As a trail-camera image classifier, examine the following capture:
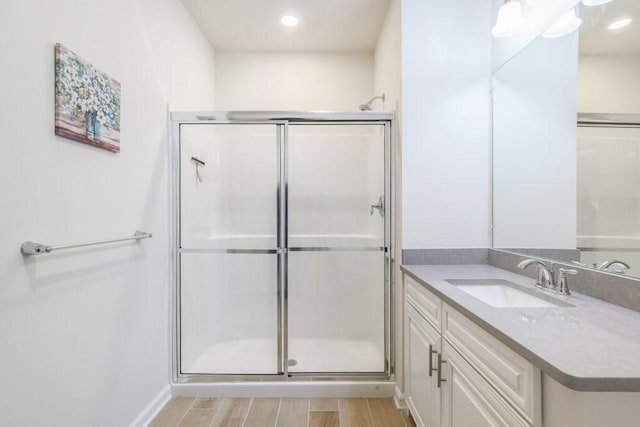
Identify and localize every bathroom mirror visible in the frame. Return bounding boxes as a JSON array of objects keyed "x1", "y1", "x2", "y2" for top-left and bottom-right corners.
[{"x1": 492, "y1": 0, "x2": 640, "y2": 277}]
